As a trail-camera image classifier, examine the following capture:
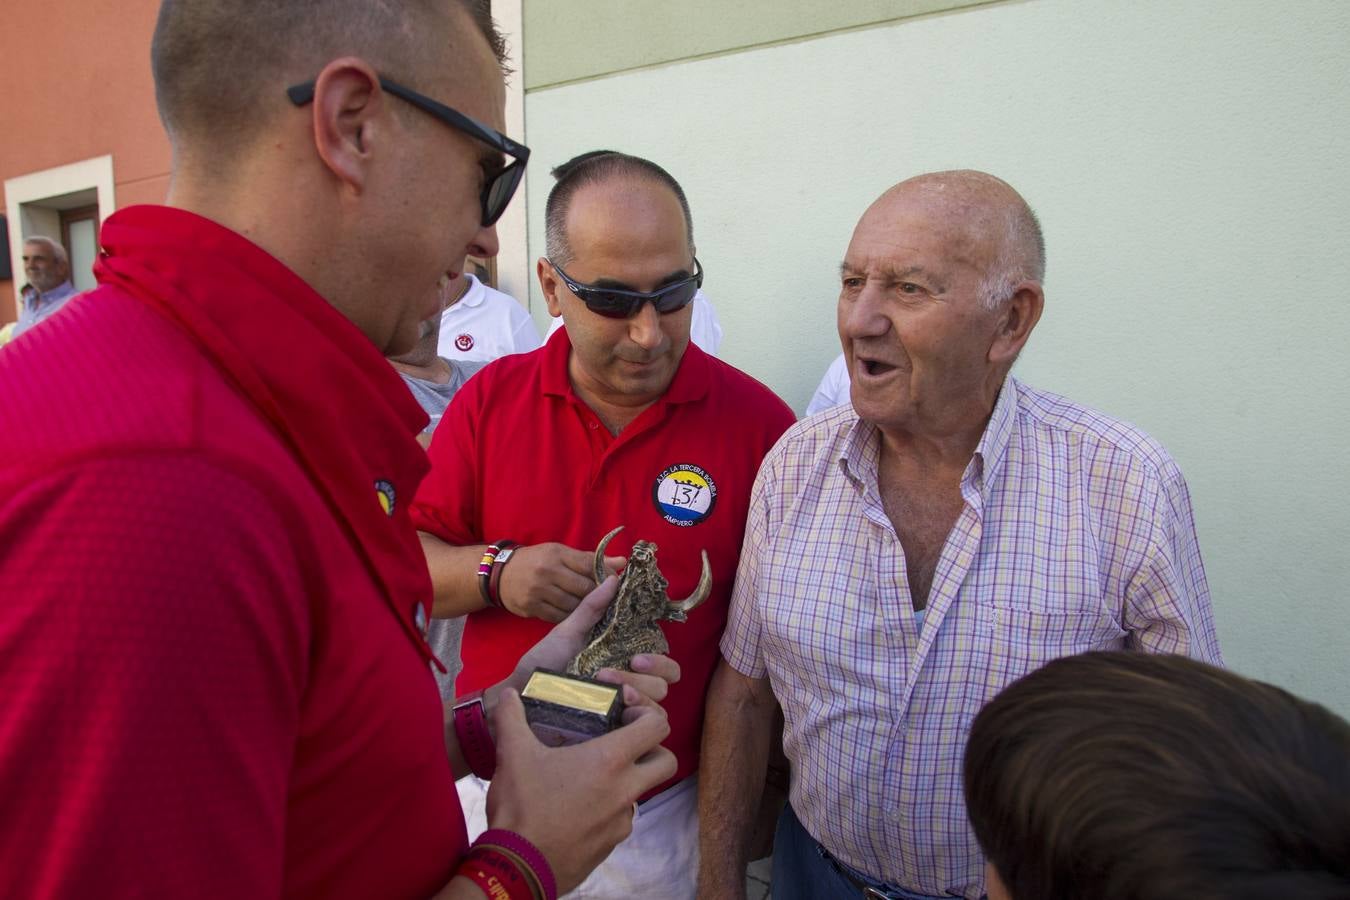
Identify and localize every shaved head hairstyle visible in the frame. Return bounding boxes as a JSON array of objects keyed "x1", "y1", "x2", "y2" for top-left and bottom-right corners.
[
  {"x1": 151, "y1": 0, "x2": 507, "y2": 156},
  {"x1": 544, "y1": 150, "x2": 695, "y2": 266},
  {"x1": 977, "y1": 197, "x2": 1044, "y2": 310},
  {"x1": 884, "y1": 170, "x2": 1045, "y2": 310}
]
